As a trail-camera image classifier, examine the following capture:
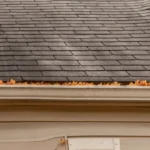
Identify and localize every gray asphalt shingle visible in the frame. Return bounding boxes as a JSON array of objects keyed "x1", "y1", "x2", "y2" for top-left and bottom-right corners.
[{"x1": 0, "y1": 0, "x2": 150, "y2": 82}]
